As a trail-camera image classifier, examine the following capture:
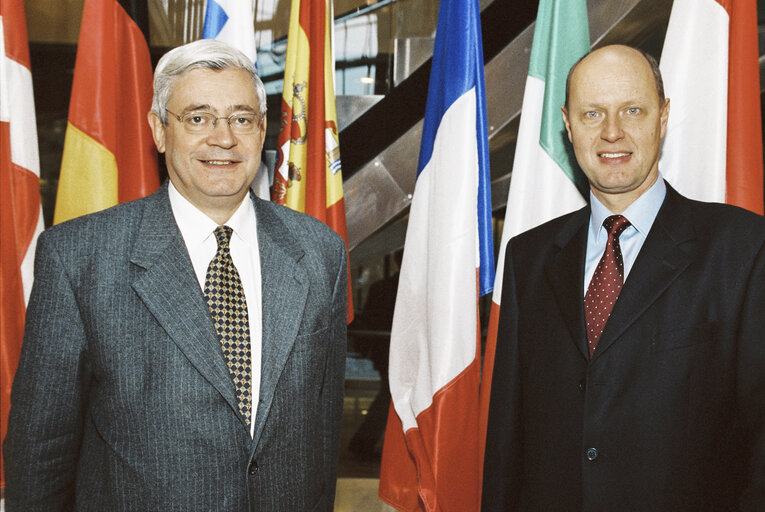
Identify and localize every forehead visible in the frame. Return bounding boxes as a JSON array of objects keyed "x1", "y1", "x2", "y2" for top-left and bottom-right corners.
[
  {"x1": 569, "y1": 48, "x2": 658, "y2": 107},
  {"x1": 167, "y1": 67, "x2": 258, "y2": 111}
]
